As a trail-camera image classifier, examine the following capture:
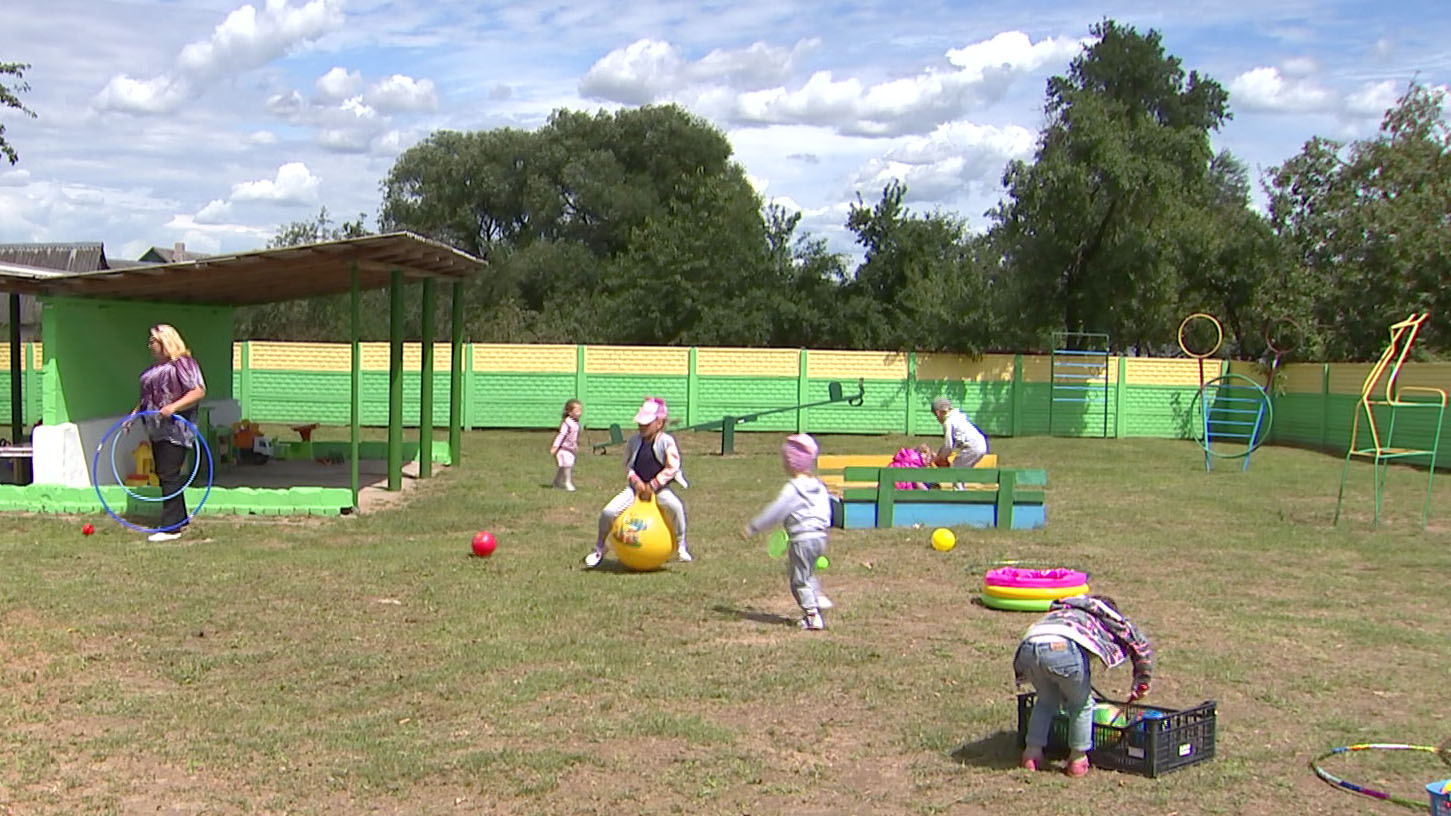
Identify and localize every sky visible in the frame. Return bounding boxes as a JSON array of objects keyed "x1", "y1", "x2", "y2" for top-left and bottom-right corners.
[{"x1": 0, "y1": 0, "x2": 1447, "y2": 262}]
